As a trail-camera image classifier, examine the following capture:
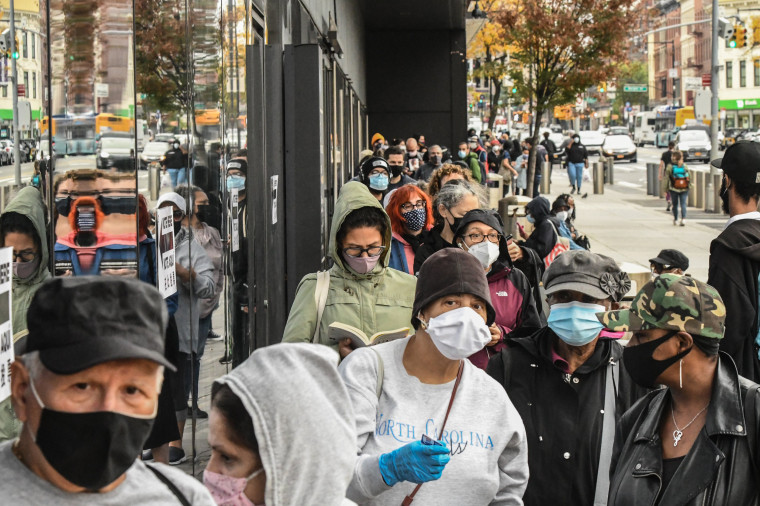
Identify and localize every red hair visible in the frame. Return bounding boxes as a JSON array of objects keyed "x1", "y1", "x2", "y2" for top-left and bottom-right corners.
[
  {"x1": 386, "y1": 184, "x2": 434, "y2": 236},
  {"x1": 68, "y1": 196, "x2": 104, "y2": 232}
]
